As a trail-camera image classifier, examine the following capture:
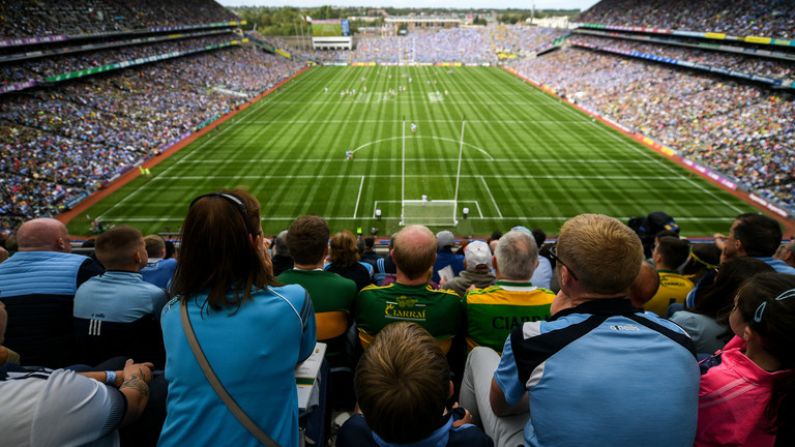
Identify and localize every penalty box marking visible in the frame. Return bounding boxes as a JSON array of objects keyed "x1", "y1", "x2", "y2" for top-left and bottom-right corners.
[{"x1": 373, "y1": 200, "x2": 483, "y2": 218}]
